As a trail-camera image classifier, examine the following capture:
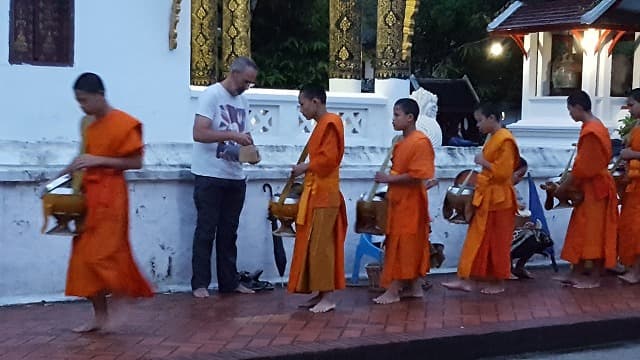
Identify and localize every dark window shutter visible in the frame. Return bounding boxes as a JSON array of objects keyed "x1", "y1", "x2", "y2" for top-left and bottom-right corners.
[
  {"x1": 9, "y1": 0, "x2": 74, "y2": 66},
  {"x1": 9, "y1": 0, "x2": 35, "y2": 64}
]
